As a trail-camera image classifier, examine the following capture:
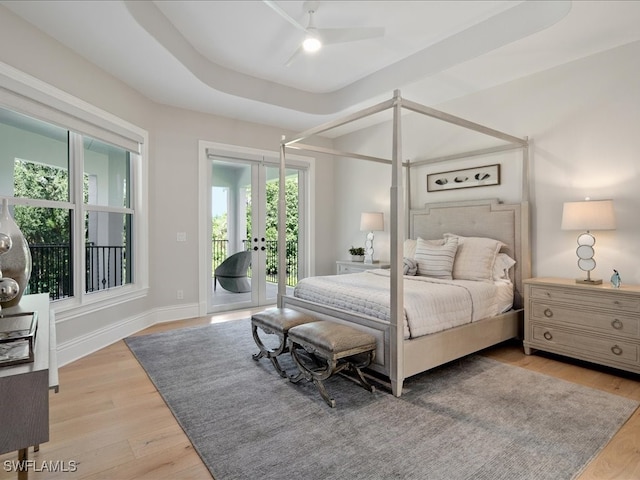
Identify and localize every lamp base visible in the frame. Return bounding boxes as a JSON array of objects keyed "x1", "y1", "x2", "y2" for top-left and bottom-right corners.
[{"x1": 575, "y1": 278, "x2": 602, "y2": 285}]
